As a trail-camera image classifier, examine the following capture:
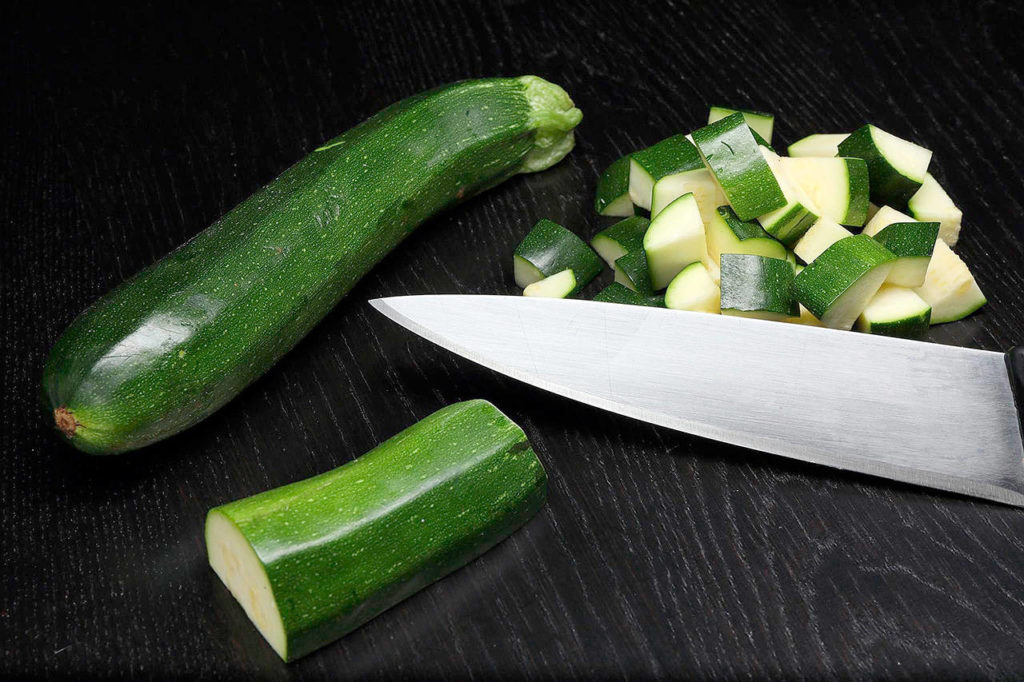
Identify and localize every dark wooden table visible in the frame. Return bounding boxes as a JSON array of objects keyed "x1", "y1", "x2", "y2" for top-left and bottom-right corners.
[{"x1": 4, "y1": 2, "x2": 1024, "y2": 679}]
